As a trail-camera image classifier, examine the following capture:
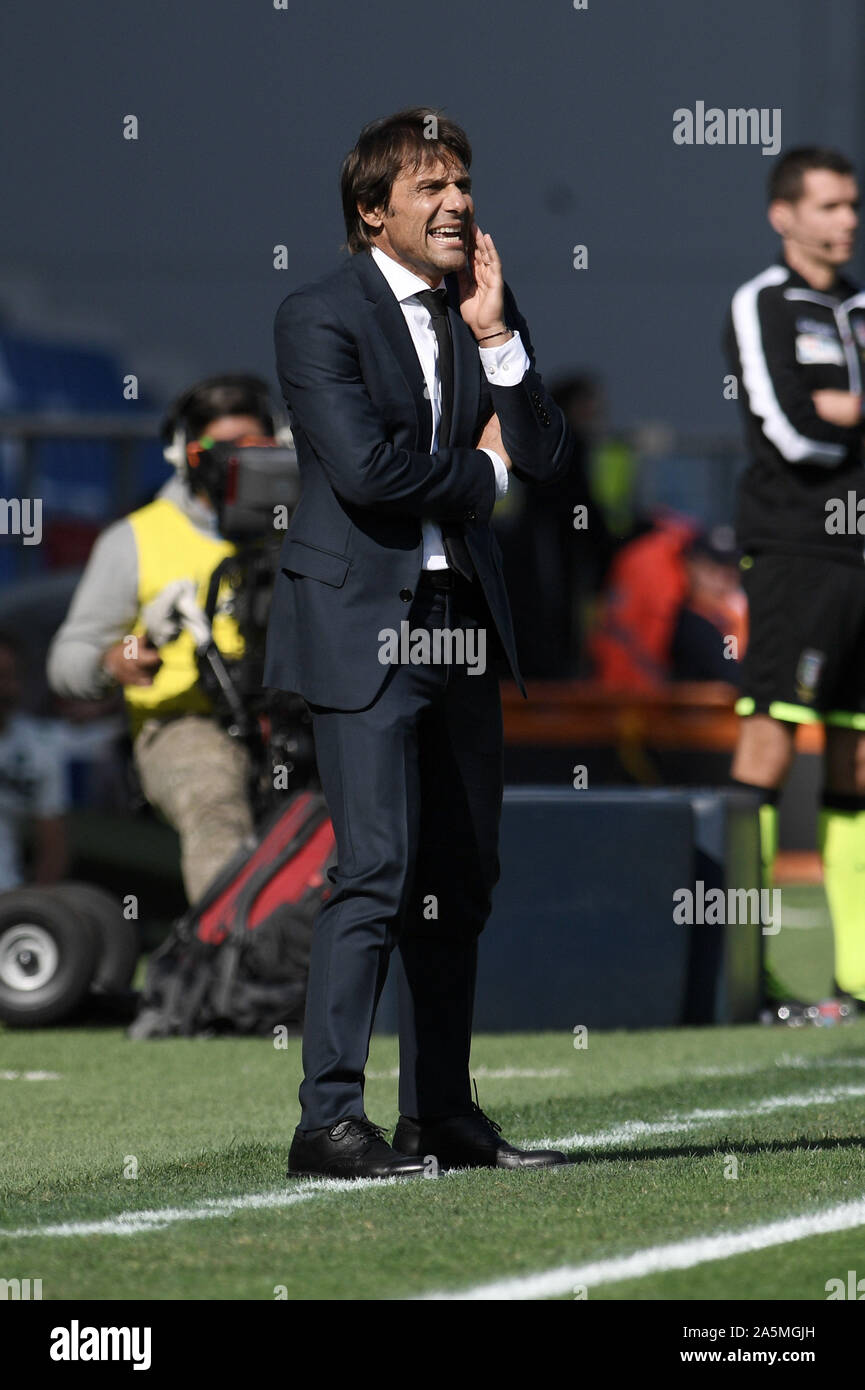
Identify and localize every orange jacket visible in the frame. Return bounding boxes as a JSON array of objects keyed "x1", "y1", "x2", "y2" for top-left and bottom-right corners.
[{"x1": 590, "y1": 518, "x2": 693, "y2": 689}]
